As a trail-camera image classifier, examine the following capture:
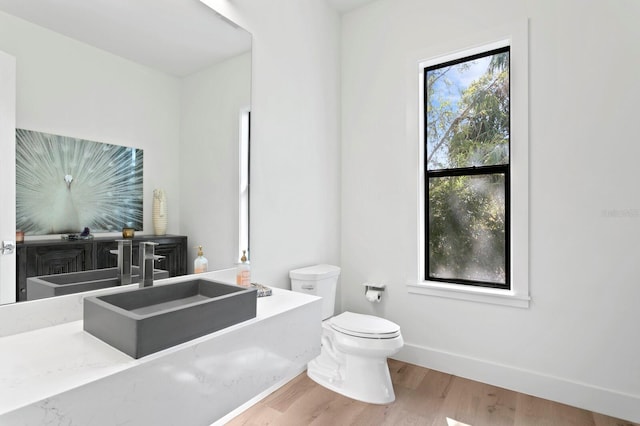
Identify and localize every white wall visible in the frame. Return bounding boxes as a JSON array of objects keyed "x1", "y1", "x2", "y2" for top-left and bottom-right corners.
[
  {"x1": 202, "y1": 0, "x2": 342, "y2": 288},
  {"x1": 0, "y1": 11, "x2": 182, "y2": 236},
  {"x1": 179, "y1": 52, "x2": 251, "y2": 272},
  {"x1": 341, "y1": 0, "x2": 640, "y2": 421}
]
